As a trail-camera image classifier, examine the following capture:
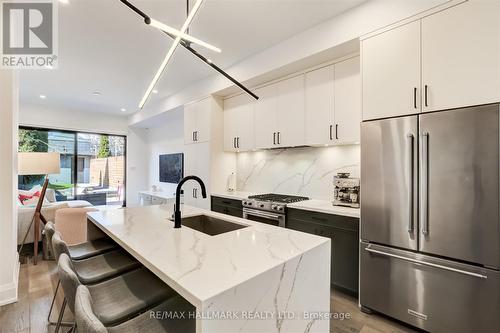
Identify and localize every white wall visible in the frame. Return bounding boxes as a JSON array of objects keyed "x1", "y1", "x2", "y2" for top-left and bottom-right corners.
[
  {"x1": 0, "y1": 70, "x2": 20, "y2": 306},
  {"x1": 236, "y1": 145, "x2": 360, "y2": 201},
  {"x1": 20, "y1": 103, "x2": 128, "y2": 135},
  {"x1": 126, "y1": 127, "x2": 149, "y2": 207},
  {"x1": 145, "y1": 108, "x2": 185, "y2": 196}
]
